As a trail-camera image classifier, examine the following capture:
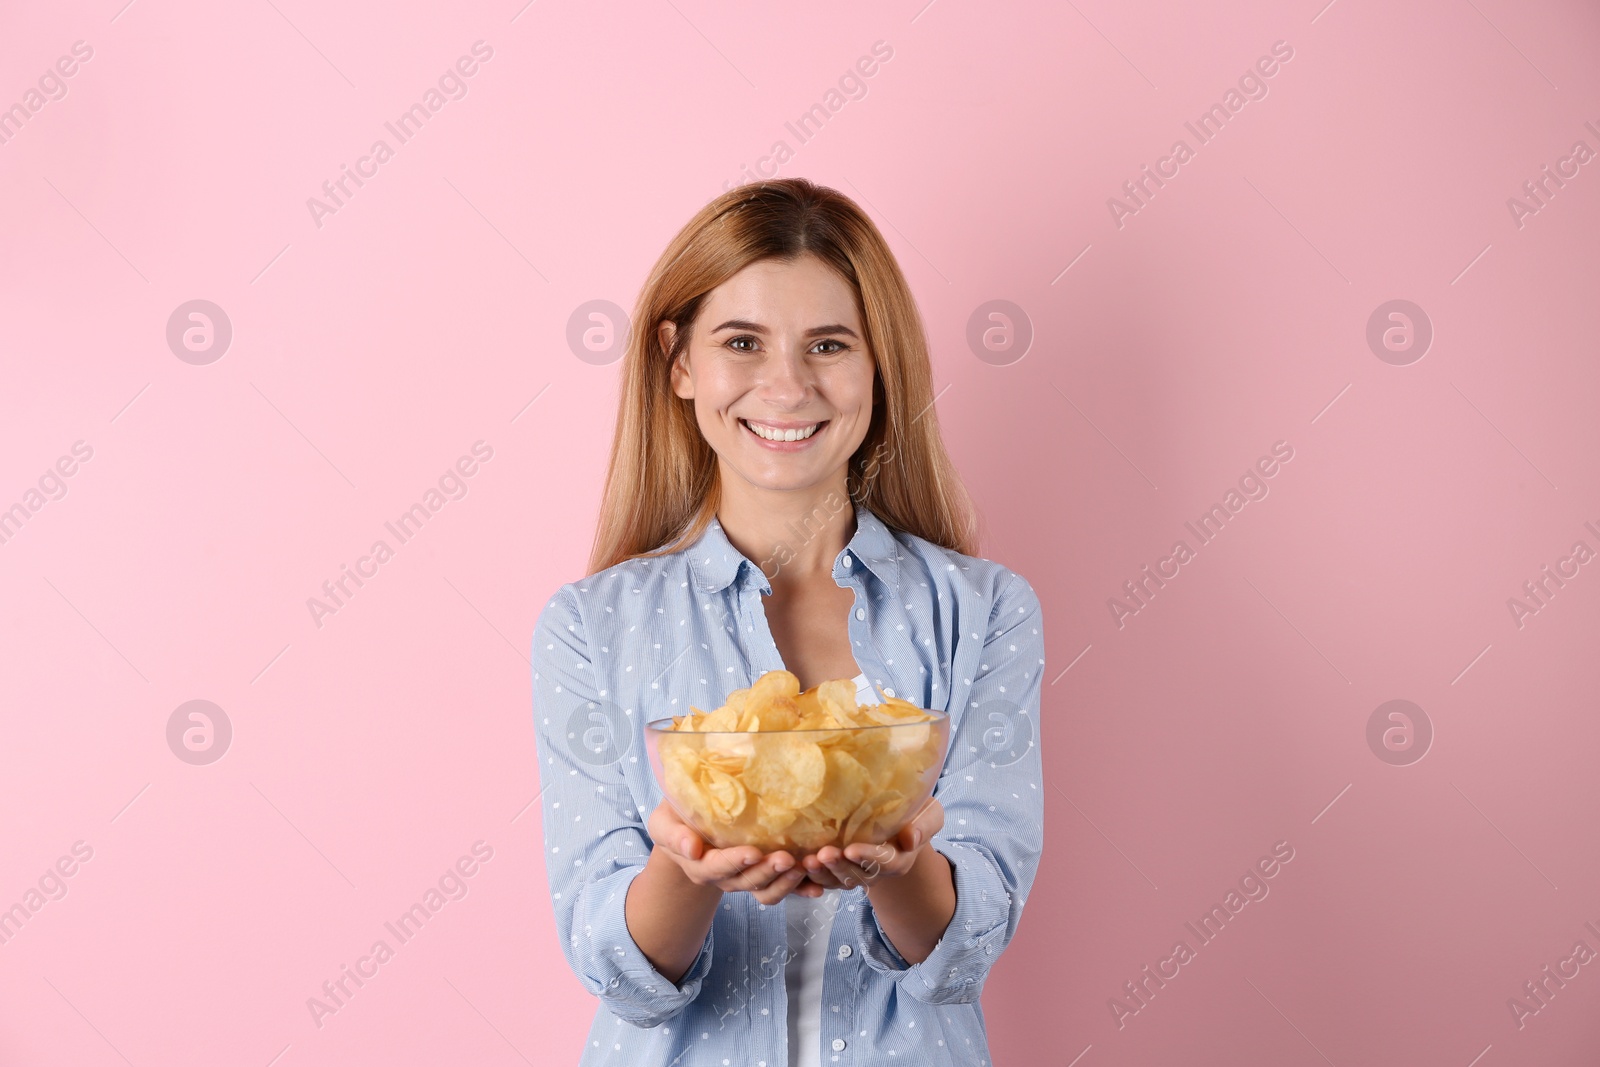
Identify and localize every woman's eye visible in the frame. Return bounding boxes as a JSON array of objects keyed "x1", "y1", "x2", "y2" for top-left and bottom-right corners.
[{"x1": 723, "y1": 336, "x2": 847, "y2": 354}]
